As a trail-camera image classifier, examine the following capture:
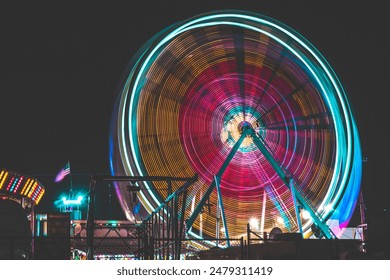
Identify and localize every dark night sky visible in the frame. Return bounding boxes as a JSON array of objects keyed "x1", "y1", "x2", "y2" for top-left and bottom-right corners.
[{"x1": 1, "y1": 1, "x2": 389, "y2": 234}]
